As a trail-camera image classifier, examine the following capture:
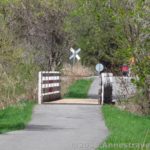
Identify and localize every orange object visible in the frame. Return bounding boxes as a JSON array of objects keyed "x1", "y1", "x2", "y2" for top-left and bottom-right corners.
[{"x1": 130, "y1": 57, "x2": 135, "y2": 65}]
